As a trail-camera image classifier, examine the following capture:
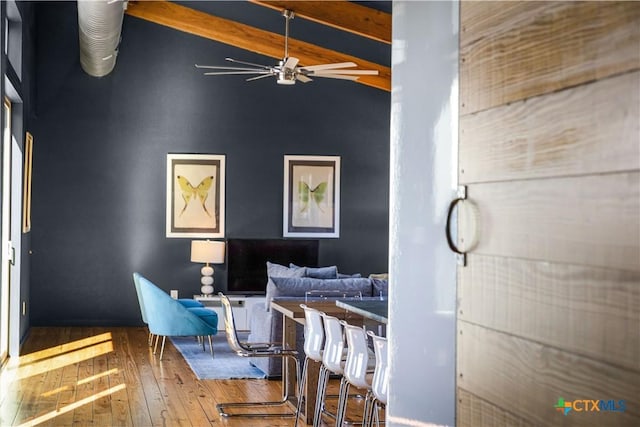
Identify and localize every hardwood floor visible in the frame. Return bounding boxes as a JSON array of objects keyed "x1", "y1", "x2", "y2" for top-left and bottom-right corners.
[{"x1": 0, "y1": 327, "x2": 371, "y2": 427}]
